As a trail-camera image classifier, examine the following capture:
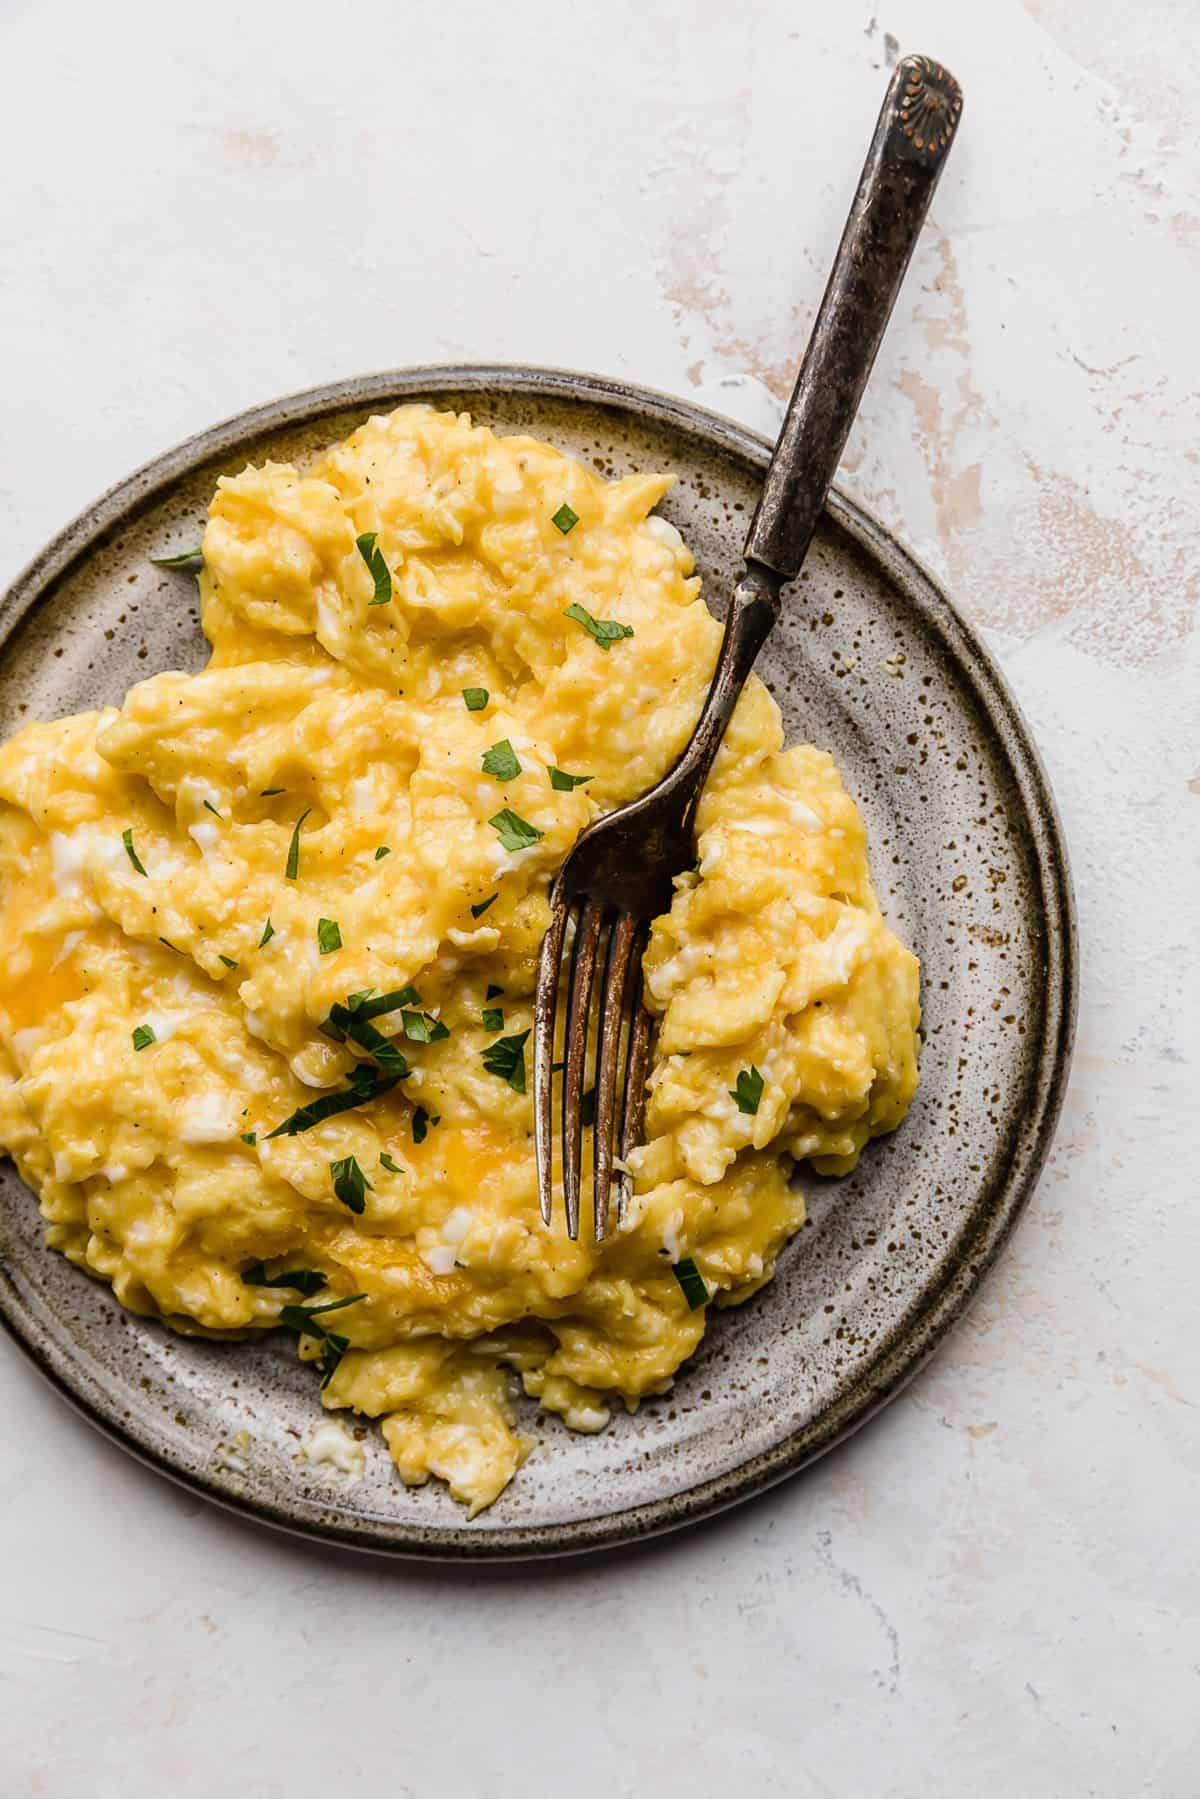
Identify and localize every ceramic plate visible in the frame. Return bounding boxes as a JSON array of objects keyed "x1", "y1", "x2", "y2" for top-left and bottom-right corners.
[{"x1": 0, "y1": 367, "x2": 1076, "y2": 1558}]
